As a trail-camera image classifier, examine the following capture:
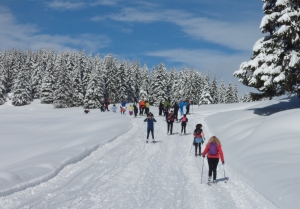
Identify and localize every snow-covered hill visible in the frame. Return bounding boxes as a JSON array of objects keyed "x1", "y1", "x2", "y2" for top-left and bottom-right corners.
[{"x1": 0, "y1": 97, "x2": 299, "y2": 208}]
